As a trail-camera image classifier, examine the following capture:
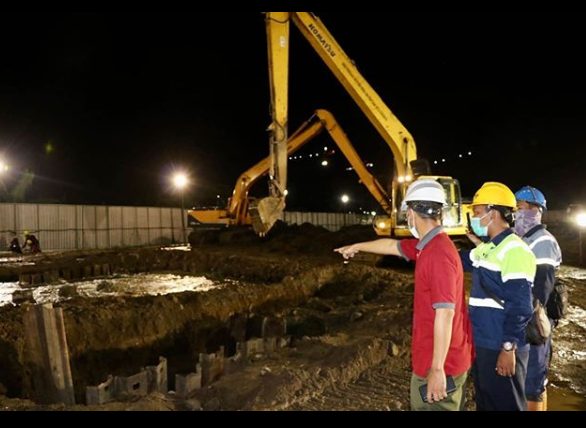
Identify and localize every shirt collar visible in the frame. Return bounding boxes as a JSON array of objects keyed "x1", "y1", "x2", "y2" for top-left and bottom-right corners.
[
  {"x1": 524, "y1": 224, "x2": 546, "y2": 239},
  {"x1": 416, "y1": 226, "x2": 444, "y2": 251},
  {"x1": 489, "y1": 228, "x2": 514, "y2": 246}
]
